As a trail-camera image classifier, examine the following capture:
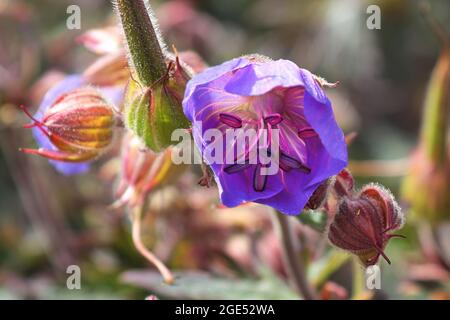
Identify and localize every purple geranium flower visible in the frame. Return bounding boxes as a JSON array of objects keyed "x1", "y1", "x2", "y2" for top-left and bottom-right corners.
[
  {"x1": 183, "y1": 56, "x2": 347, "y2": 215},
  {"x1": 32, "y1": 74, "x2": 123, "y2": 175}
]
